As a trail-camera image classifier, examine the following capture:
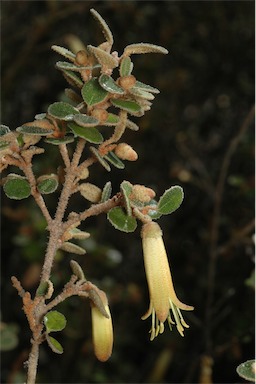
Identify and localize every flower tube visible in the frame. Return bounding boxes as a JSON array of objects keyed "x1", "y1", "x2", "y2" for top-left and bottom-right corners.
[
  {"x1": 91, "y1": 290, "x2": 113, "y2": 361},
  {"x1": 141, "y1": 221, "x2": 194, "y2": 340}
]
